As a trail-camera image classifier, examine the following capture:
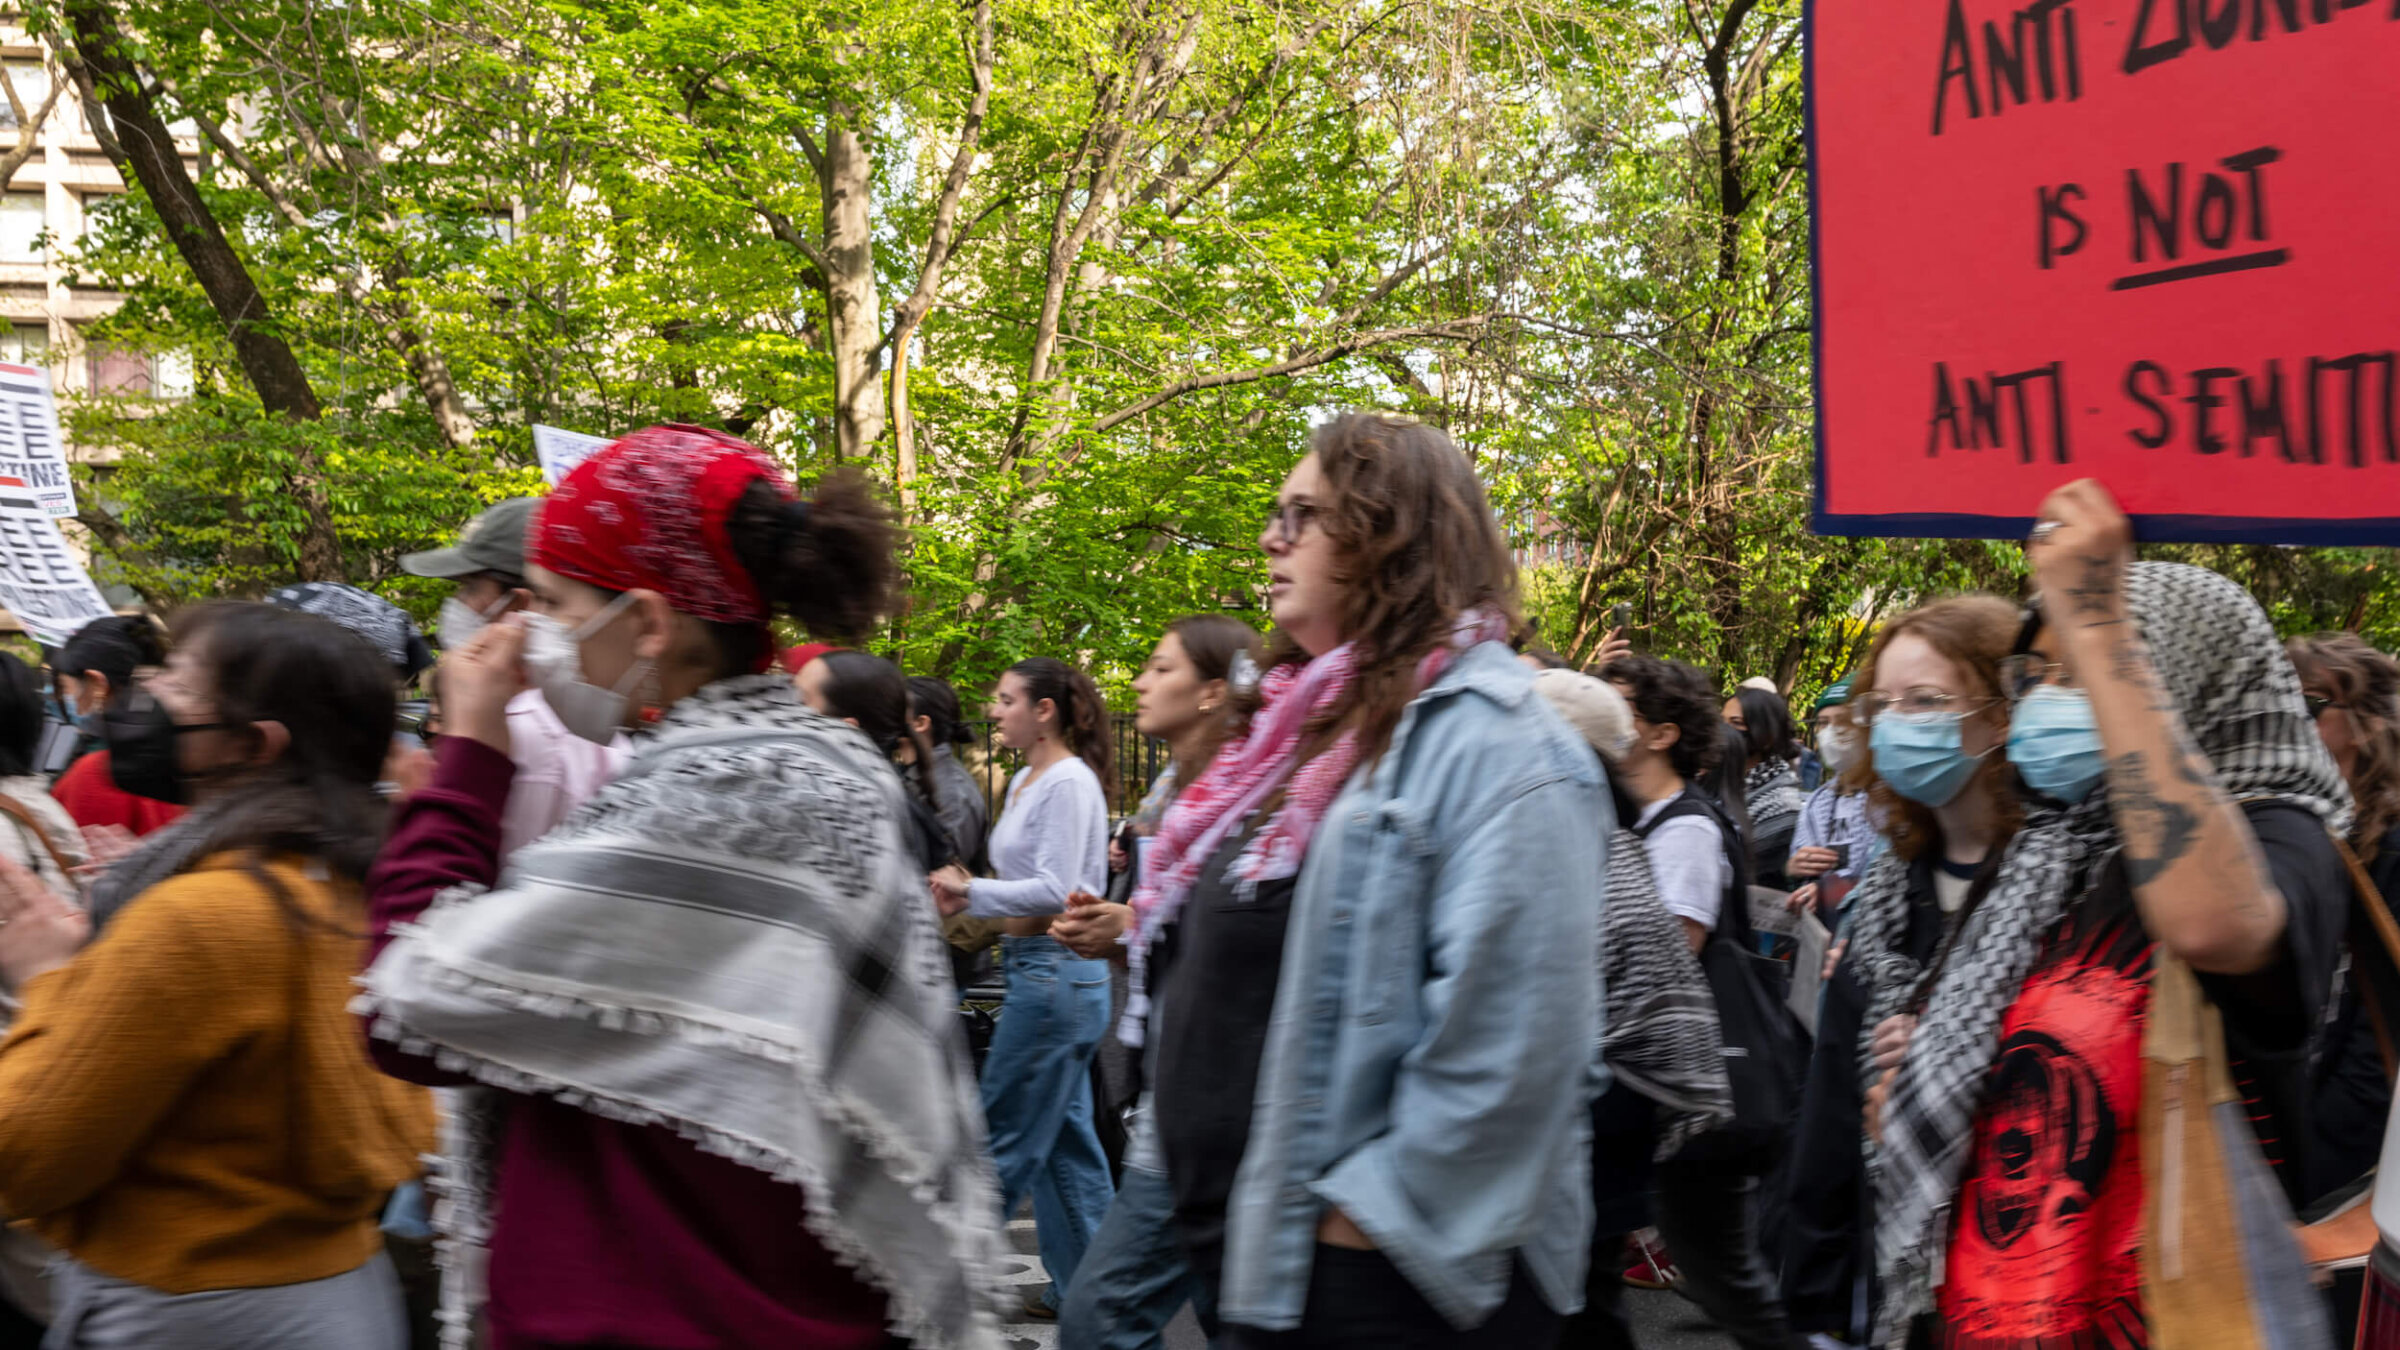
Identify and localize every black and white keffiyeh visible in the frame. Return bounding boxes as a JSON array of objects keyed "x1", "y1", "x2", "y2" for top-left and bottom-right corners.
[
  {"x1": 1600, "y1": 826, "x2": 1734, "y2": 1156},
  {"x1": 1869, "y1": 563, "x2": 2350, "y2": 1342},
  {"x1": 266, "y1": 581, "x2": 436, "y2": 680},
  {"x1": 1745, "y1": 755, "x2": 1804, "y2": 841},
  {"x1": 356, "y1": 675, "x2": 1006, "y2": 1350},
  {"x1": 1836, "y1": 850, "x2": 1922, "y2": 1052}
]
